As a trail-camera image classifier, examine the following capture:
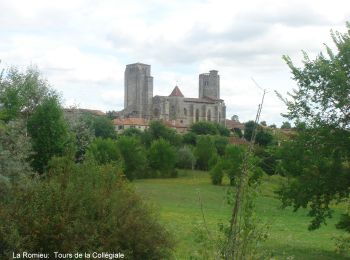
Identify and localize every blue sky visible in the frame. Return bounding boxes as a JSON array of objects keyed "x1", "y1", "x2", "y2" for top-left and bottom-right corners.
[{"x1": 0, "y1": 0, "x2": 349, "y2": 126}]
